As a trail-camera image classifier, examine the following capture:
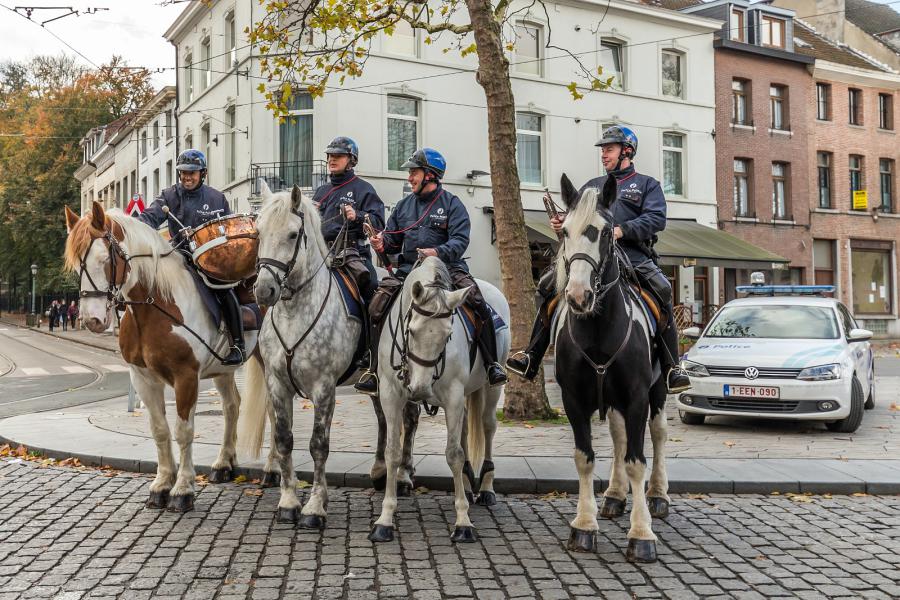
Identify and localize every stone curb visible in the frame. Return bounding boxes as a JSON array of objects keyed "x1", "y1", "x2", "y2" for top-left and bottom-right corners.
[{"x1": 0, "y1": 318, "x2": 119, "y2": 354}]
